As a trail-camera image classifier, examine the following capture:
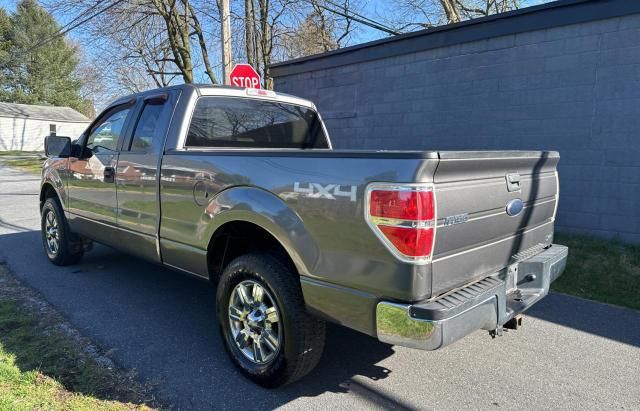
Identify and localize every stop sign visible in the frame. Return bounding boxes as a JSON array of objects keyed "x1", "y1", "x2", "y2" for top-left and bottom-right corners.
[{"x1": 229, "y1": 64, "x2": 261, "y2": 89}]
